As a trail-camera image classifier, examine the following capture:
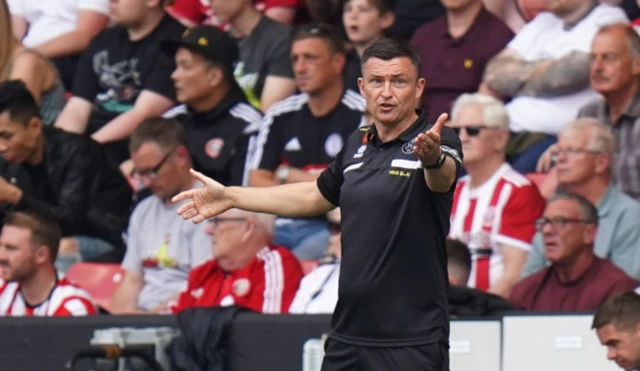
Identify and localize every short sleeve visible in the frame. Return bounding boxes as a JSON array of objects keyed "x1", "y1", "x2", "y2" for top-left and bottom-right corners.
[
  {"x1": 142, "y1": 51, "x2": 179, "y2": 101},
  {"x1": 317, "y1": 146, "x2": 346, "y2": 207},
  {"x1": 6, "y1": 0, "x2": 24, "y2": 15},
  {"x1": 71, "y1": 36, "x2": 102, "y2": 102},
  {"x1": 250, "y1": 114, "x2": 286, "y2": 171},
  {"x1": 506, "y1": 13, "x2": 552, "y2": 56},
  {"x1": 265, "y1": 34, "x2": 294, "y2": 79},
  {"x1": 78, "y1": 0, "x2": 110, "y2": 14},
  {"x1": 495, "y1": 184, "x2": 545, "y2": 251}
]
